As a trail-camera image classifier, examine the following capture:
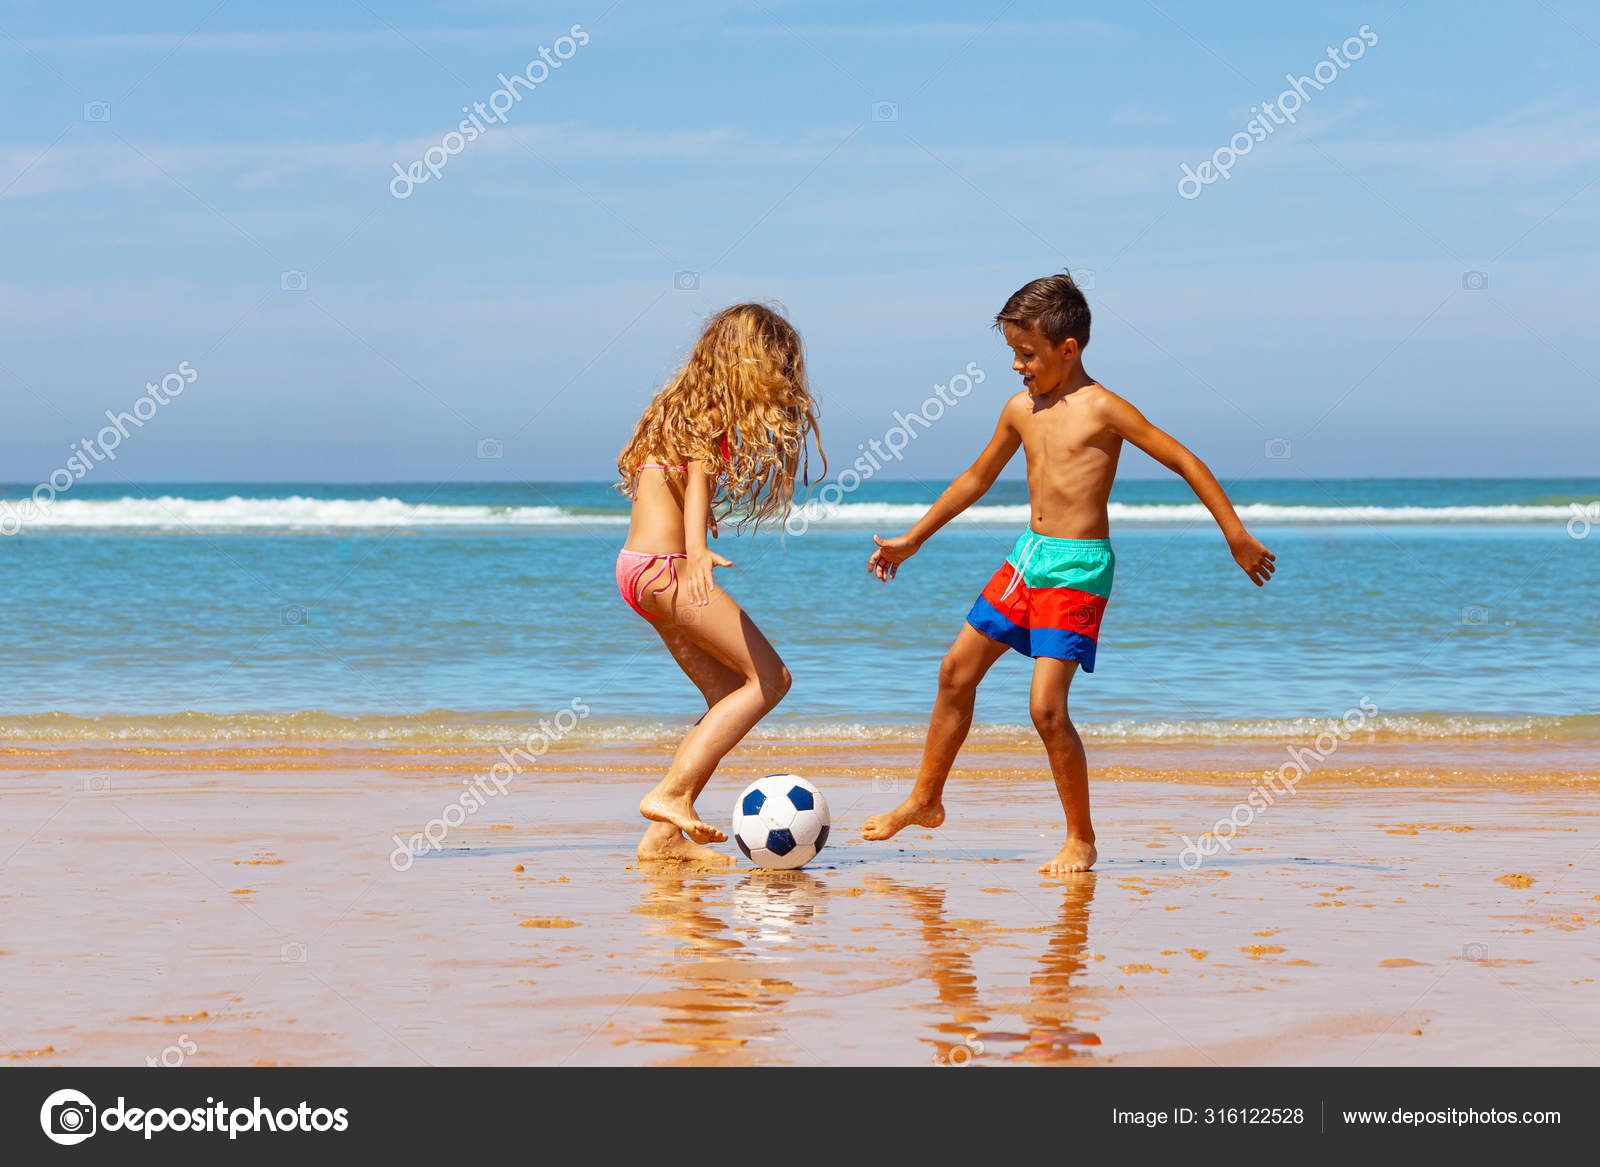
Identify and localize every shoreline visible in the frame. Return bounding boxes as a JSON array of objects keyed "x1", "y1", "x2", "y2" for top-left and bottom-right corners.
[{"x1": 4, "y1": 735, "x2": 1598, "y2": 789}]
